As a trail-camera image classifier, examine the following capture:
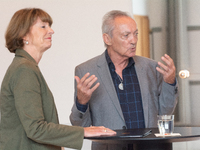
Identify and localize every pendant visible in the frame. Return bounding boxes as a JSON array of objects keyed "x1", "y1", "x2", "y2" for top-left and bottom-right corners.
[{"x1": 119, "y1": 83, "x2": 124, "y2": 90}]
